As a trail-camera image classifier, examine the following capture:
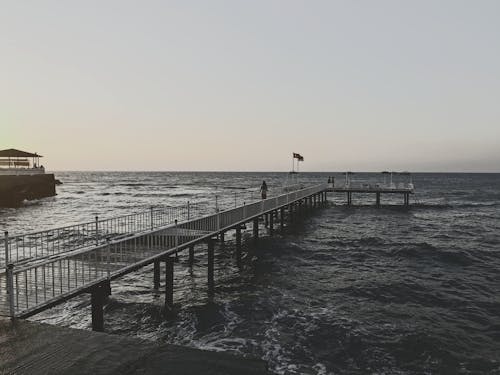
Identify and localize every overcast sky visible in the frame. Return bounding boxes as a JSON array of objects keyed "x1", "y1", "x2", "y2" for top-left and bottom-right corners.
[{"x1": 1, "y1": 1, "x2": 499, "y2": 172}]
